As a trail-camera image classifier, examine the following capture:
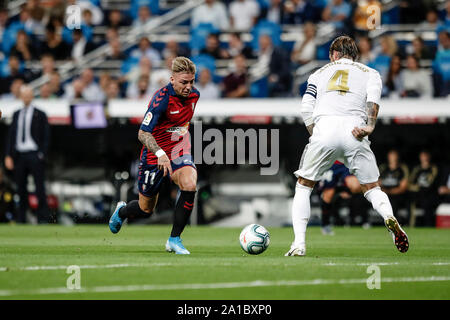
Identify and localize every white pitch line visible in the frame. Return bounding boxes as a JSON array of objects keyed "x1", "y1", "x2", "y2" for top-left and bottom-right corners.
[
  {"x1": 0, "y1": 262, "x2": 241, "y2": 272},
  {"x1": 0, "y1": 276, "x2": 449, "y2": 297},
  {"x1": 1, "y1": 261, "x2": 449, "y2": 272},
  {"x1": 0, "y1": 263, "x2": 170, "y2": 272},
  {"x1": 323, "y1": 262, "x2": 450, "y2": 267}
]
